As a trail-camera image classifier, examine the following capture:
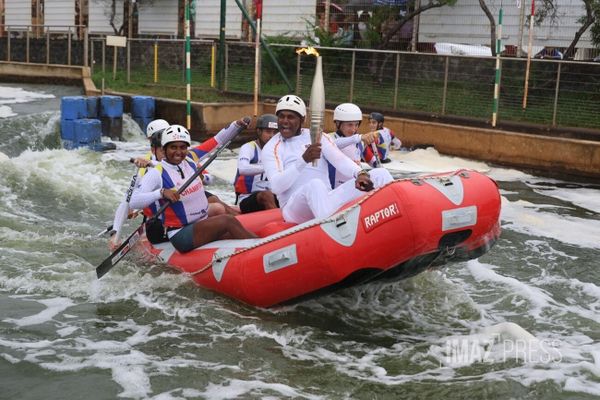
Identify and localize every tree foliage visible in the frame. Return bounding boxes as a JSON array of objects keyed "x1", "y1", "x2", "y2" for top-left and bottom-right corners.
[
  {"x1": 535, "y1": 0, "x2": 599, "y2": 58},
  {"x1": 304, "y1": 0, "x2": 457, "y2": 50},
  {"x1": 375, "y1": 0, "x2": 458, "y2": 49},
  {"x1": 477, "y1": 0, "x2": 600, "y2": 58},
  {"x1": 581, "y1": 0, "x2": 600, "y2": 54},
  {"x1": 102, "y1": 0, "x2": 154, "y2": 36}
]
